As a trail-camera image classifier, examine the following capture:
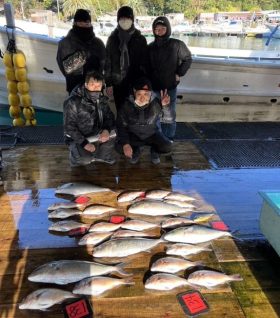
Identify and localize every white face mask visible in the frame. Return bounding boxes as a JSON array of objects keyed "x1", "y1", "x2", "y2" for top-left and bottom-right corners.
[{"x1": 119, "y1": 18, "x2": 133, "y2": 31}]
